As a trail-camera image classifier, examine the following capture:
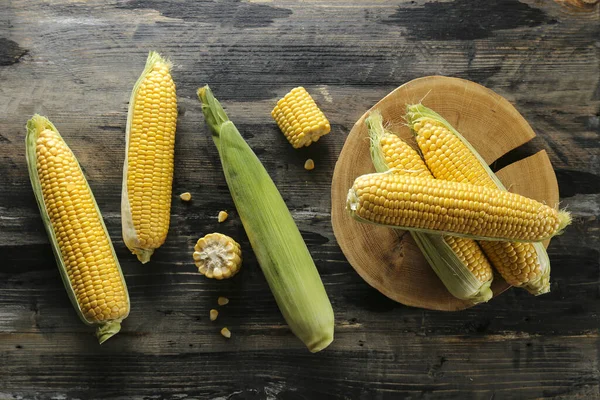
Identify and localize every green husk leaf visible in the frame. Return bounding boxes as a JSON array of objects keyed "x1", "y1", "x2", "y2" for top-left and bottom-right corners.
[
  {"x1": 121, "y1": 51, "x2": 173, "y2": 264},
  {"x1": 25, "y1": 115, "x2": 130, "y2": 343},
  {"x1": 366, "y1": 110, "x2": 492, "y2": 304},
  {"x1": 198, "y1": 86, "x2": 334, "y2": 352},
  {"x1": 405, "y1": 103, "x2": 565, "y2": 295}
]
